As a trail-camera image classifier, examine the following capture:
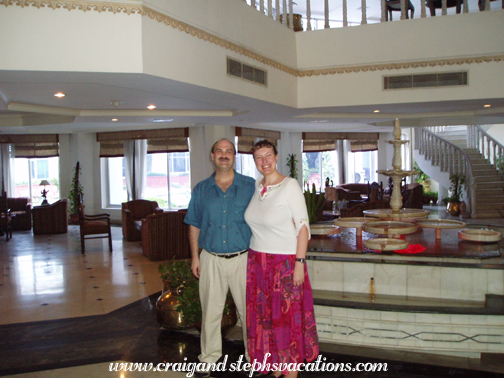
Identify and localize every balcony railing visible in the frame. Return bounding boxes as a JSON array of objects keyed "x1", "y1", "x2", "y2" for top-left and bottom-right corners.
[{"x1": 243, "y1": 0, "x2": 502, "y2": 30}]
